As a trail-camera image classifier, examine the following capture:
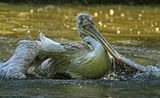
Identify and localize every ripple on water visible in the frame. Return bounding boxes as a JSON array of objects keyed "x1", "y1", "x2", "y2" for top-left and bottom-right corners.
[{"x1": 0, "y1": 78, "x2": 160, "y2": 97}]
